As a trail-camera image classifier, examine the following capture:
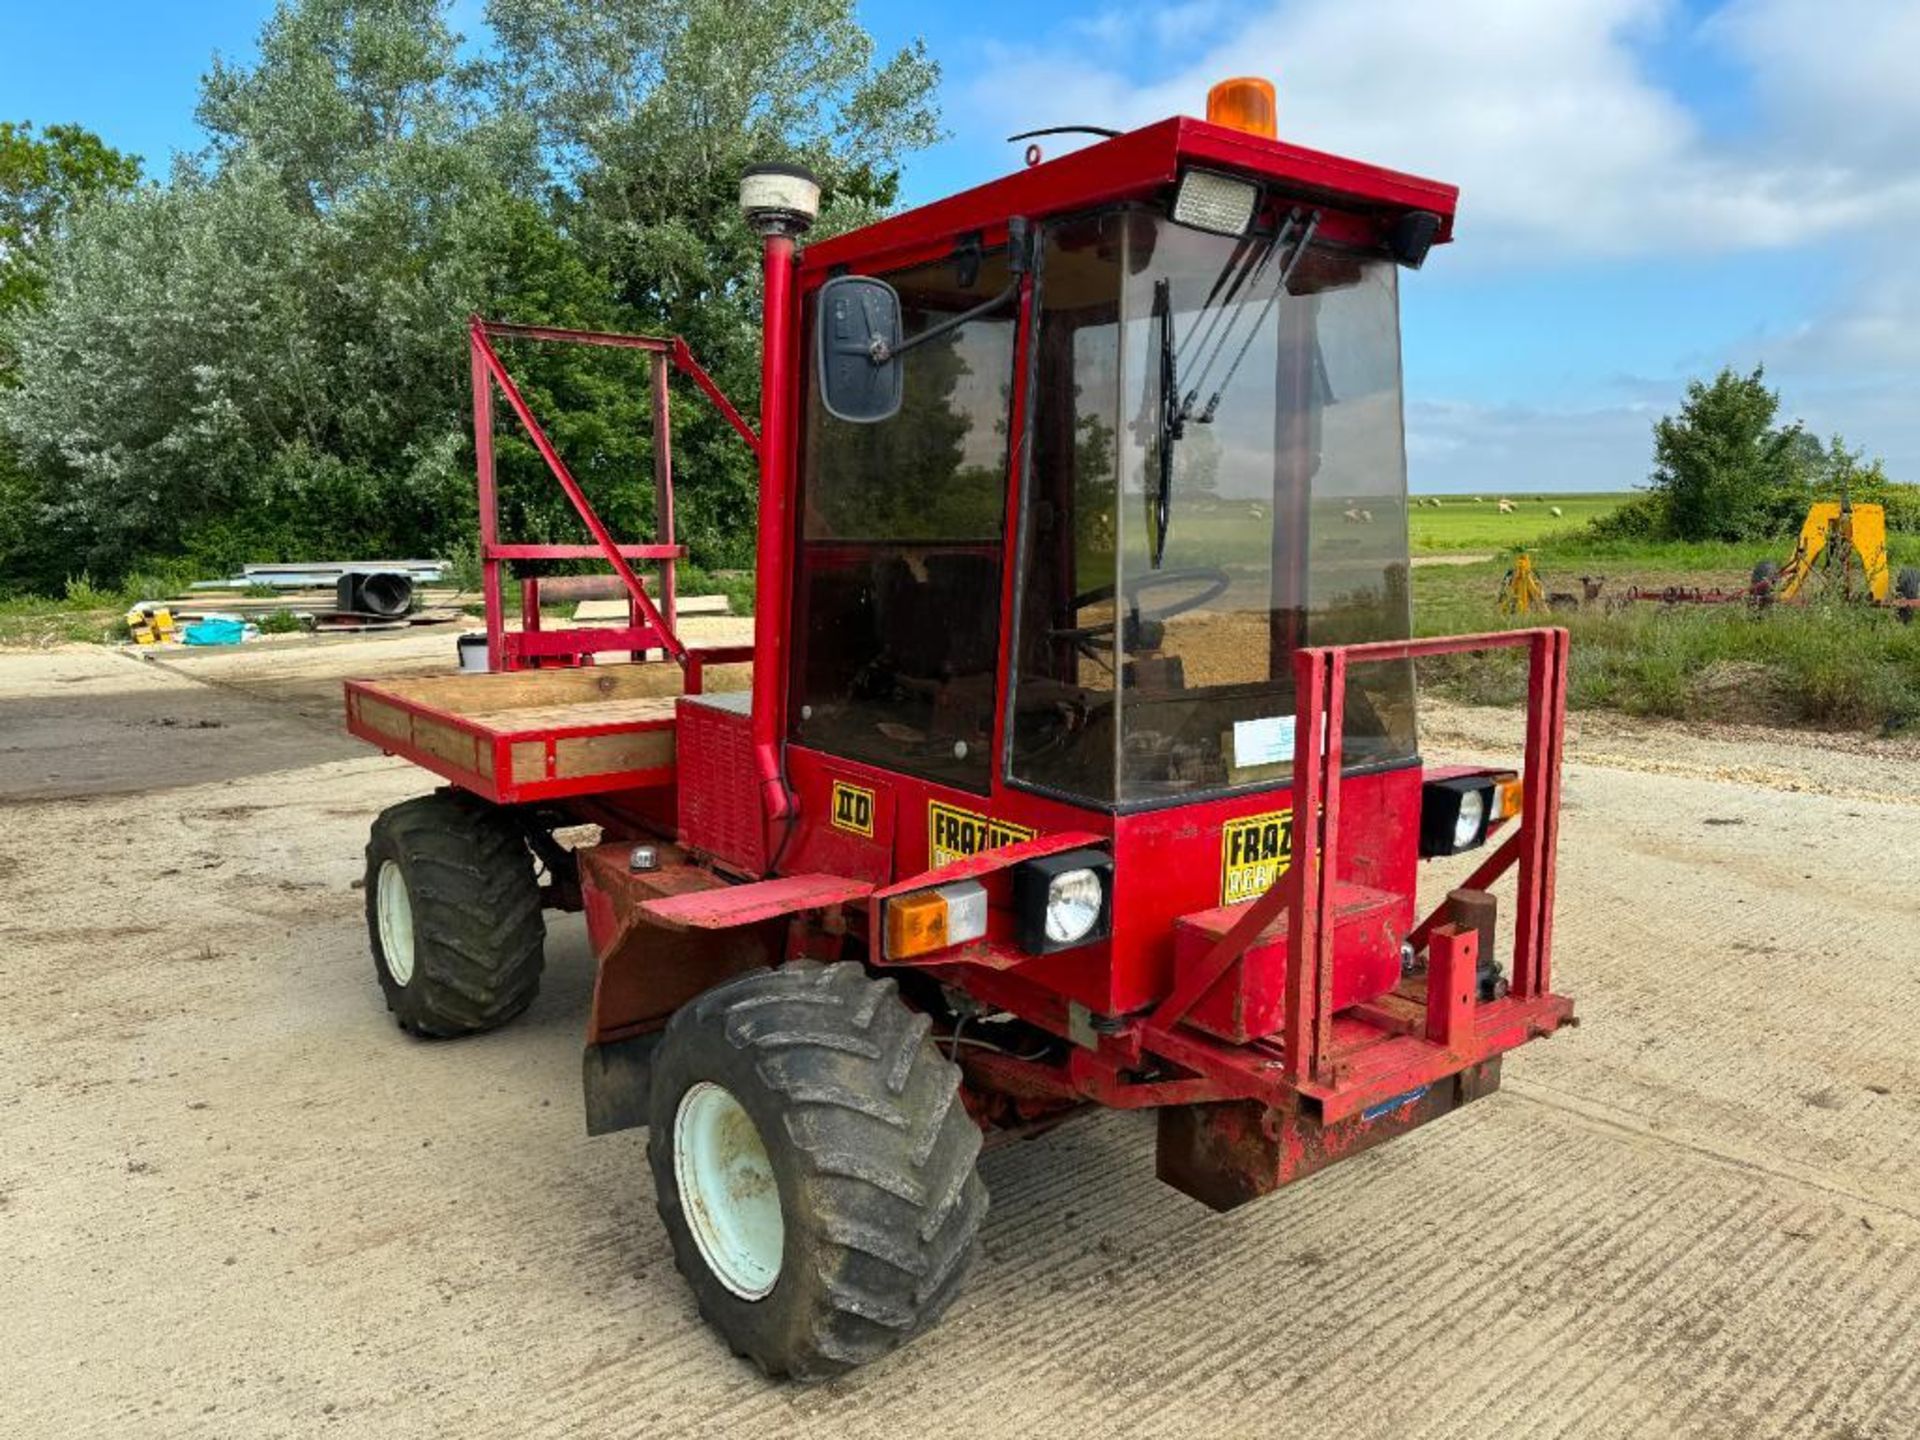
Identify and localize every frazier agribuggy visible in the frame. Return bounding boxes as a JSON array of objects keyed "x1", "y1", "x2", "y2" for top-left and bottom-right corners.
[{"x1": 346, "y1": 77, "x2": 1573, "y2": 1380}]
